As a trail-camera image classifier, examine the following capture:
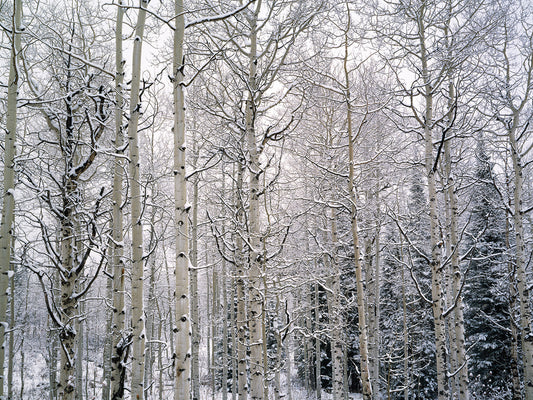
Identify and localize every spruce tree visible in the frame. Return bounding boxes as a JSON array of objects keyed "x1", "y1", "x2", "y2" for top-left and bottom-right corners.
[
  {"x1": 406, "y1": 174, "x2": 437, "y2": 400},
  {"x1": 464, "y1": 138, "x2": 513, "y2": 398}
]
